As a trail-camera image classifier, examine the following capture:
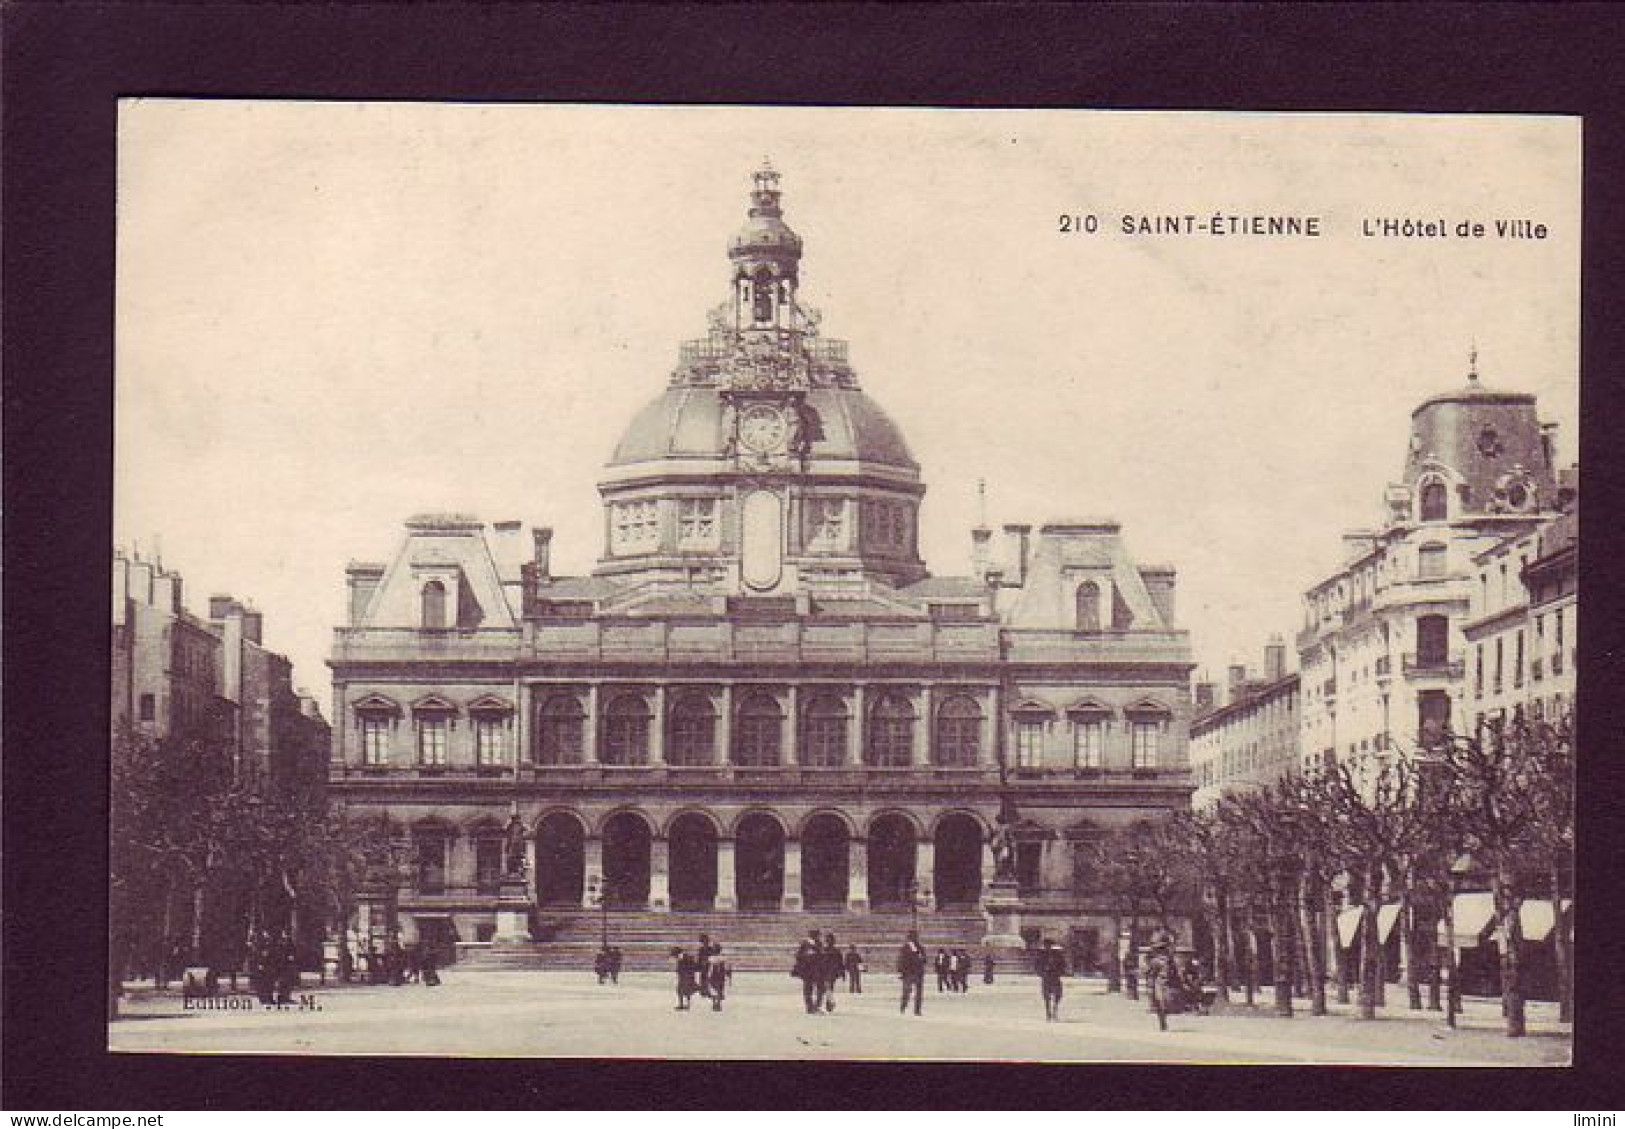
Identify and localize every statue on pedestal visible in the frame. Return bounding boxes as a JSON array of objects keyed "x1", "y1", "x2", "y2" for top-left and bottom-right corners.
[{"x1": 503, "y1": 810, "x2": 528, "y2": 879}]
